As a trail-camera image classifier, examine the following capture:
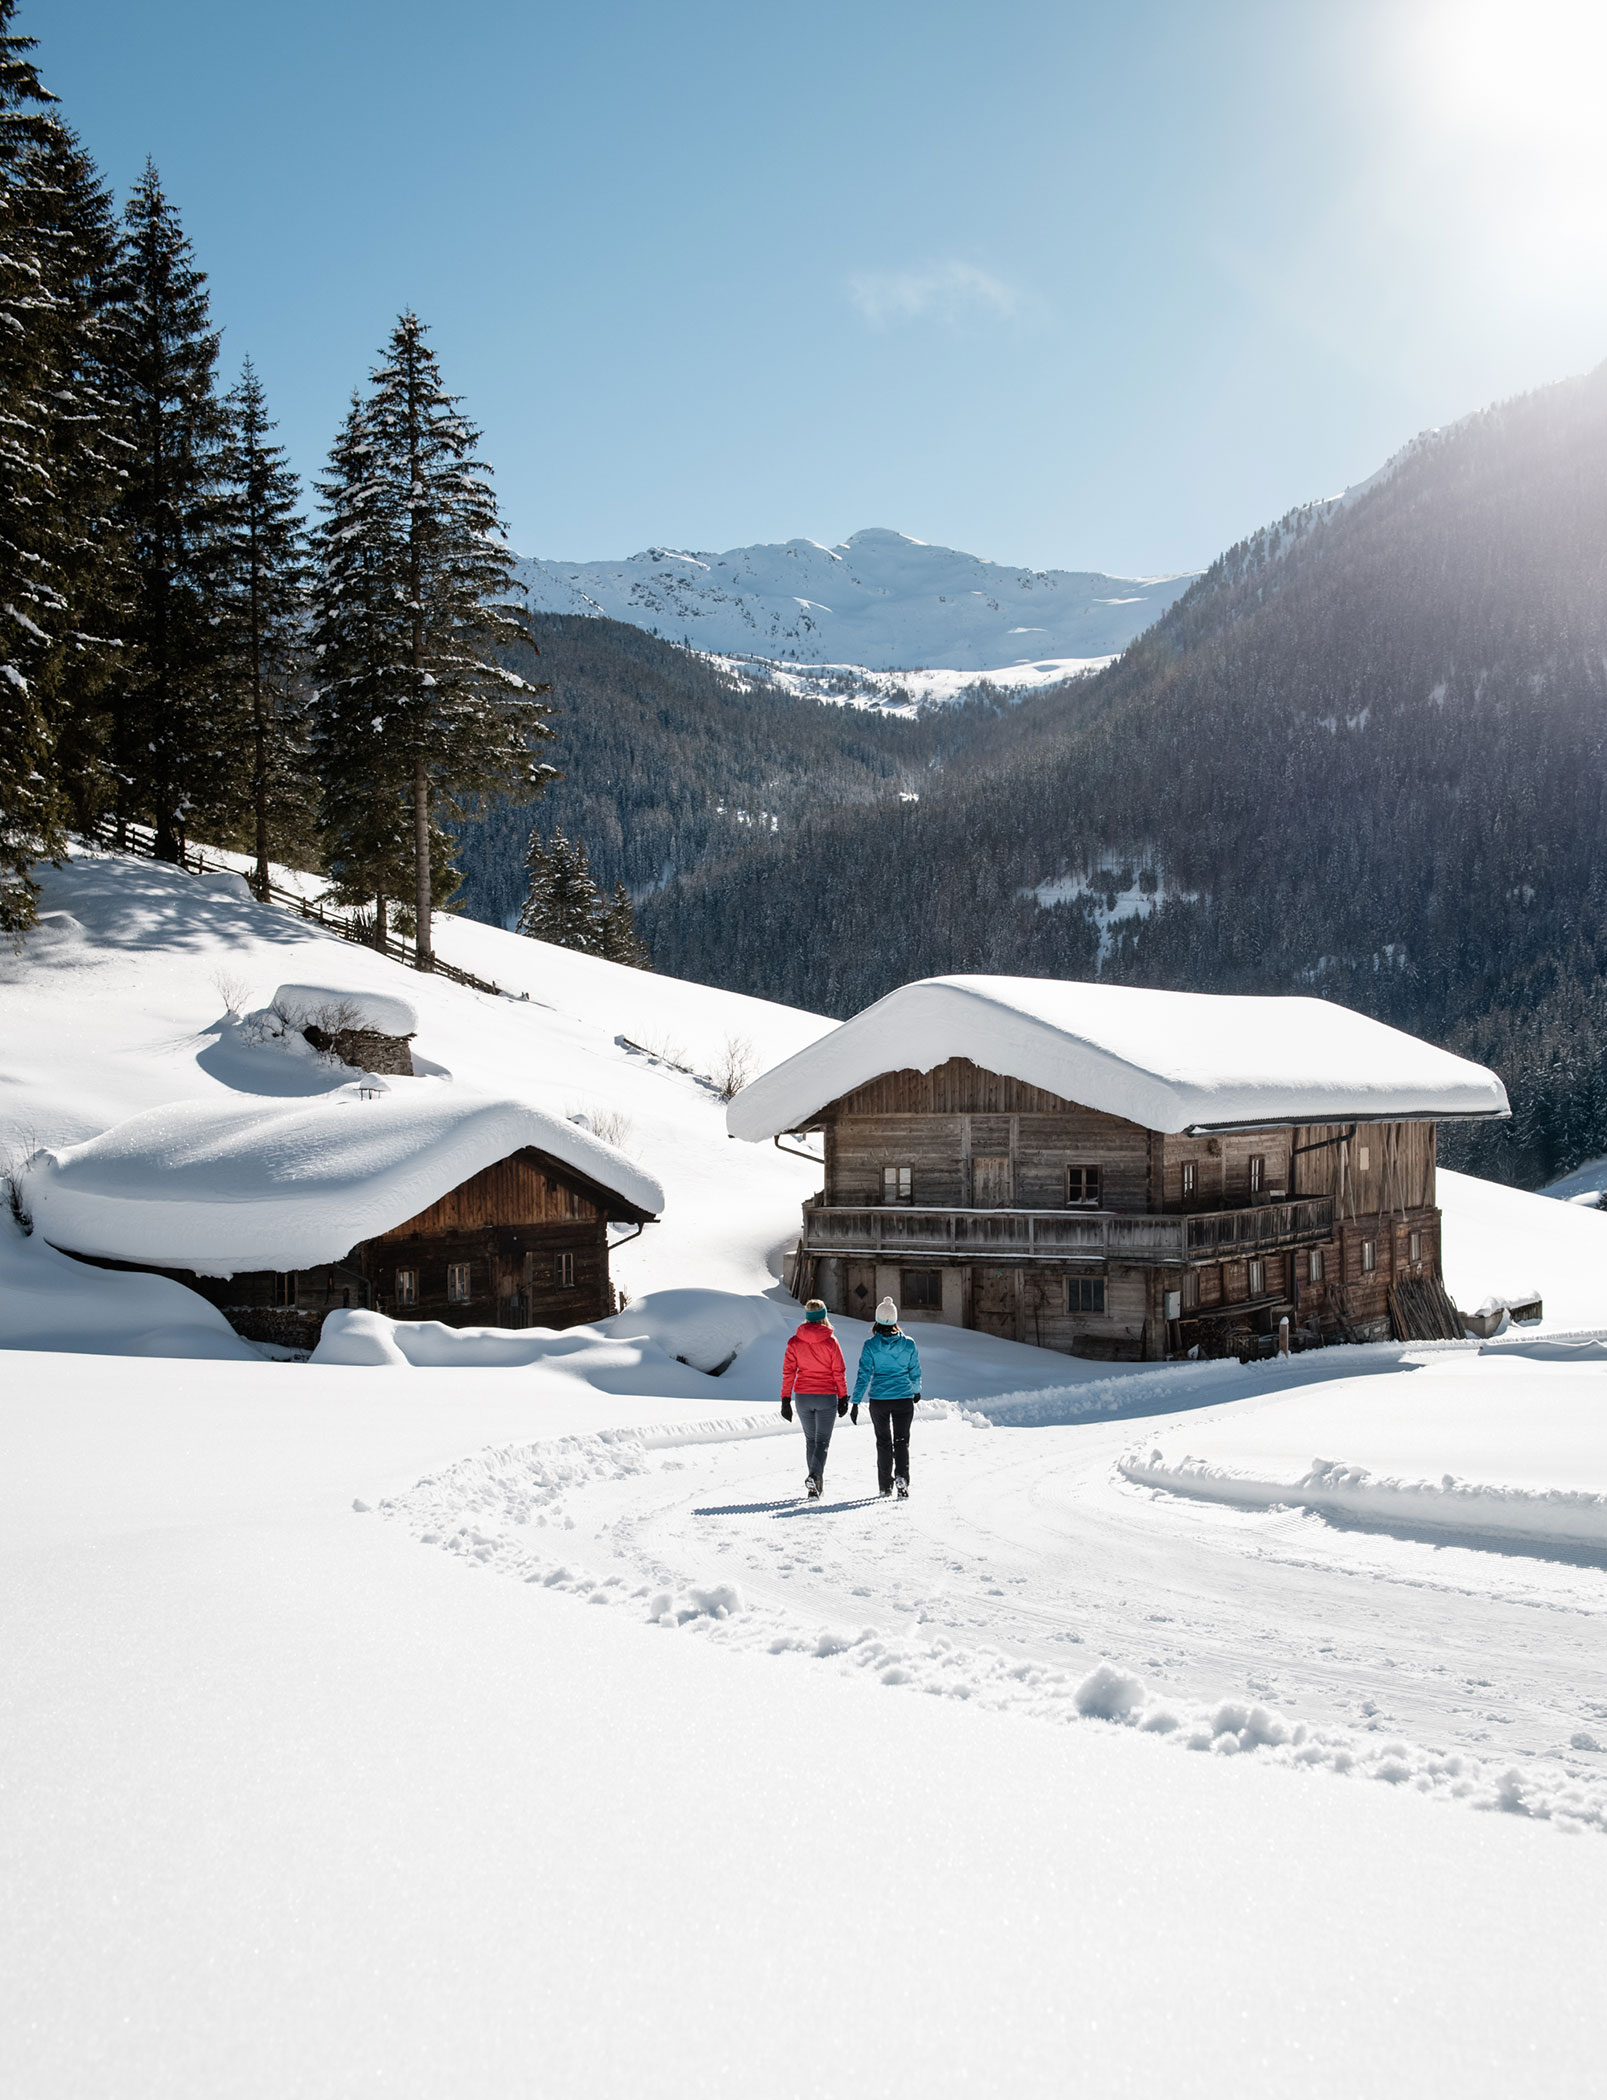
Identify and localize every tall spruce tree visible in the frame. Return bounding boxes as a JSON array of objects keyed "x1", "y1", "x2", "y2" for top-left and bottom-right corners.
[
  {"x1": 598, "y1": 881, "x2": 650, "y2": 968},
  {"x1": 518, "y1": 827, "x2": 604, "y2": 950},
  {"x1": 310, "y1": 396, "x2": 423, "y2": 947},
  {"x1": 104, "y1": 161, "x2": 230, "y2": 861},
  {"x1": 355, "y1": 311, "x2": 552, "y2": 968},
  {"x1": 0, "y1": 5, "x2": 131, "y2": 930},
  {"x1": 218, "y1": 360, "x2": 309, "y2": 898}
]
